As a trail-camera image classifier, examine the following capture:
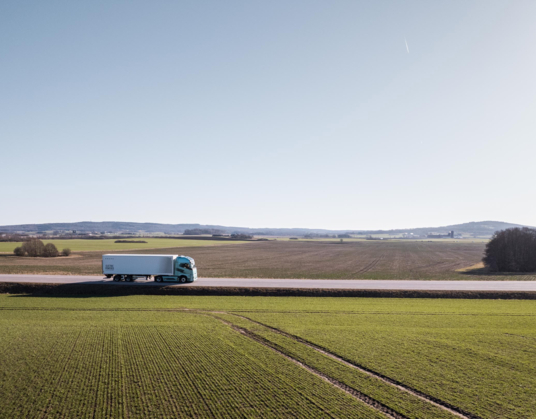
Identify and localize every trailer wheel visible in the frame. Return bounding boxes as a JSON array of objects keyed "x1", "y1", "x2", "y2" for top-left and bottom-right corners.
[
  {"x1": 113, "y1": 275, "x2": 121, "y2": 282},
  {"x1": 105, "y1": 274, "x2": 112, "y2": 279},
  {"x1": 179, "y1": 276, "x2": 187, "y2": 283},
  {"x1": 155, "y1": 276, "x2": 163, "y2": 282},
  {"x1": 126, "y1": 275, "x2": 134, "y2": 282}
]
